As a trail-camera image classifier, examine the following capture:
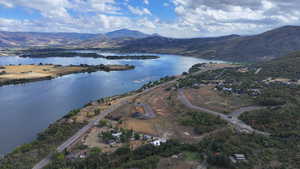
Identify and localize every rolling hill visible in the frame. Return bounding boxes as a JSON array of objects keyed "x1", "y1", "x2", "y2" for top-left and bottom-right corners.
[
  {"x1": 119, "y1": 26, "x2": 300, "y2": 62},
  {"x1": 0, "y1": 29, "x2": 150, "y2": 48},
  {"x1": 2, "y1": 26, "x2": 300, "y2": 62},
  {"x1": 105, "y1": 29, "x2": 150, "y2": 39}
]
